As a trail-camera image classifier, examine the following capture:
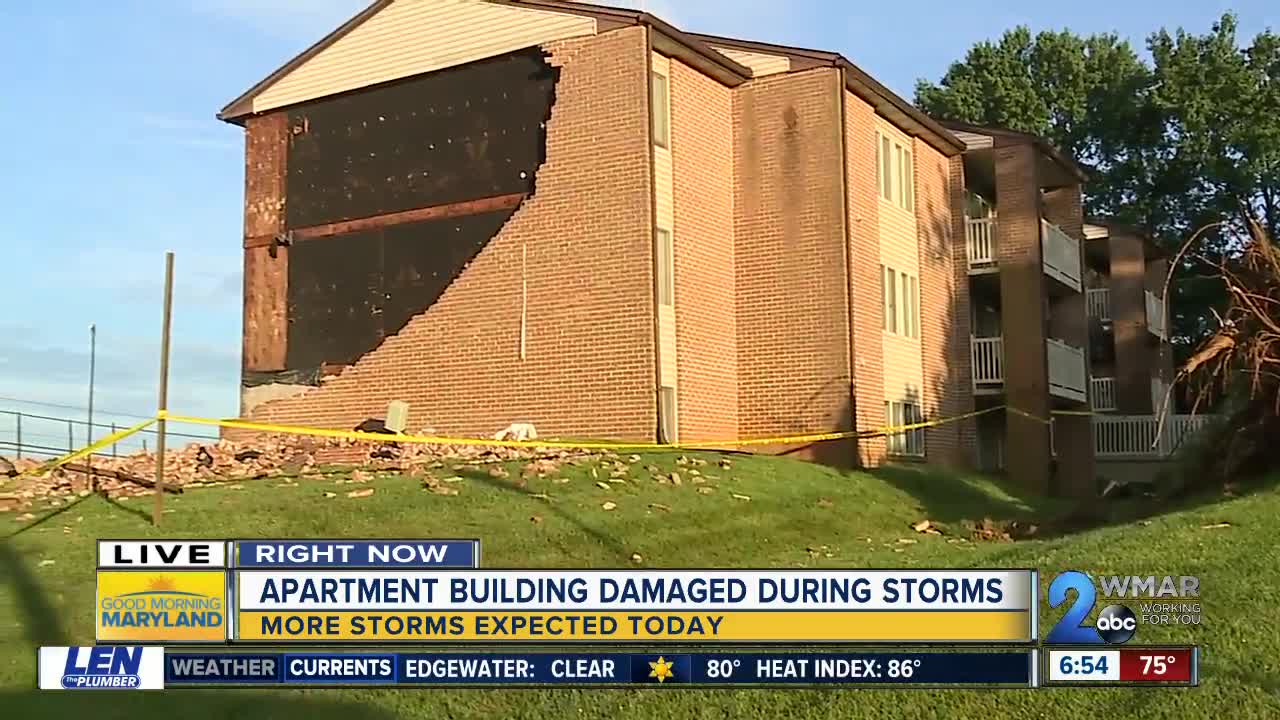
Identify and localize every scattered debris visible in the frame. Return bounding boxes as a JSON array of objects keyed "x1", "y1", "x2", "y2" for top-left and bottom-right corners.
[
  {"x1": 601, "y1": 501, "x2": 617, "y2": 511},
  {"x1": 648, "y1": 503, "x2": 671, "y2": 512},
  {"x1": 817, "y1": 498, "x2": 834, "y2": 509},
  {"x1": 0, "y1": 457, "x2": 16, "y2": 477},
  {"x1": 530, "y1": 515, "x2": 543, "y2": 524},
  {"x1": 346, "y1": 488, "x2": 375, "y2": 499},
  {"x1": 911, "y1": 519, "x2": 943, "y2": 535},
  {"x1": 696, "y1": 486, "x2": 715, "y2": 495},
  {"x1": 669, "y1": 472, "x2": 683, "y2": 486},
  {"x1": 719, "y1": 458, "x2": 732, "y2": 469},
  {"x1": 731, "y1": 493, "x2": 751, "y2": 502},
  {"x1": 1201, "y1": 522, "x2": 1232, "y2": 530},
  {"x1": 322, "y1": 492, "x2": 337, "y2": 498},
  {"x1": 595, "y1": 482, "x2": 611, "y2": 491},
  {"x1": 630, "y1": 553, "x2": 643, "y2": 564},
  {"x1": 896, "y1": 538, "x2": 917, "y2": 545},
  {"x1": 38, "y1": 559, "x2": 55, "y2": 567},
  {"x1": 493, "y1": 423, "x2": 538, "y2": 441},
  {"x1": 16, "y1": 512, "x2": 36, "y2": 521}
]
